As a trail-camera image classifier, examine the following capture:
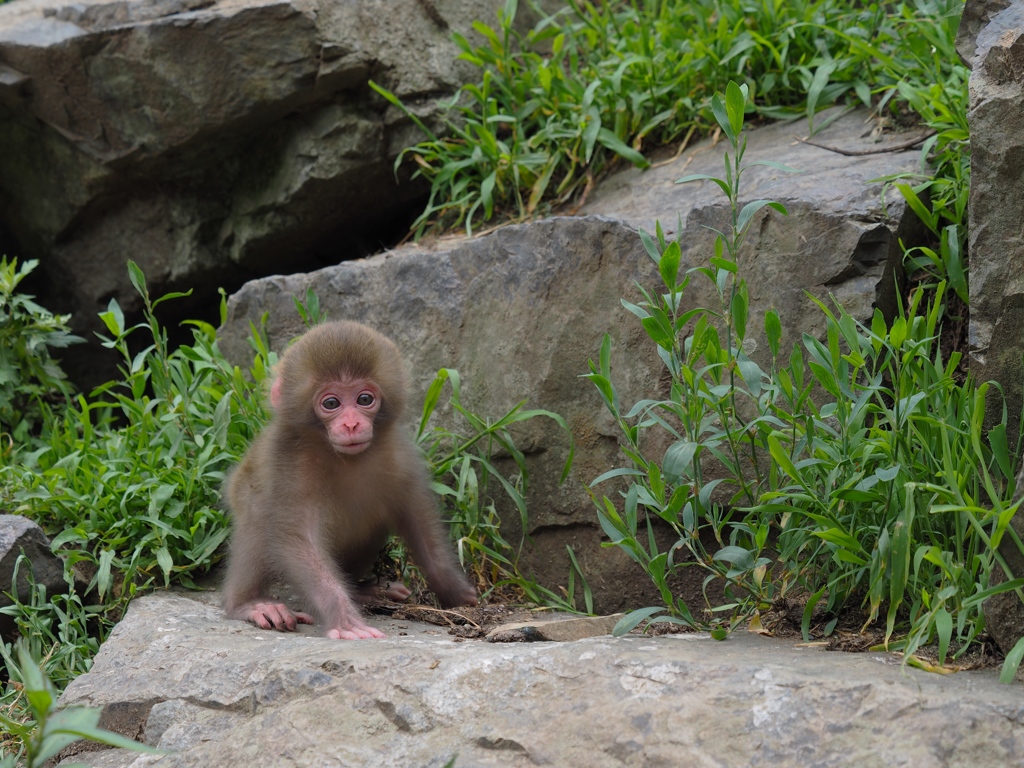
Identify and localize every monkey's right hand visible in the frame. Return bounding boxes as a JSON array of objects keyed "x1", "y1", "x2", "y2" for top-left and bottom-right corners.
[
  {"x1": 242, "y1": 601, "x2": 315, "y2": 632},
  {"x1": 436, "y1": 578, "x2": 479, "y2": 609}
]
